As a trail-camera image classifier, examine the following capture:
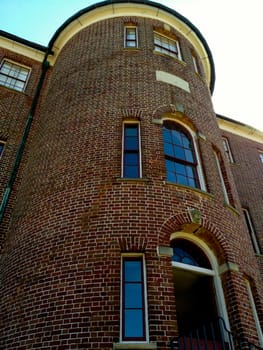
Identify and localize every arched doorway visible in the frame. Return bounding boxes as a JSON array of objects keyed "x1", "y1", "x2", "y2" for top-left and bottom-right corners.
[{"x1": 170, "y1": 236, "x2": 230, "y2": 349}]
